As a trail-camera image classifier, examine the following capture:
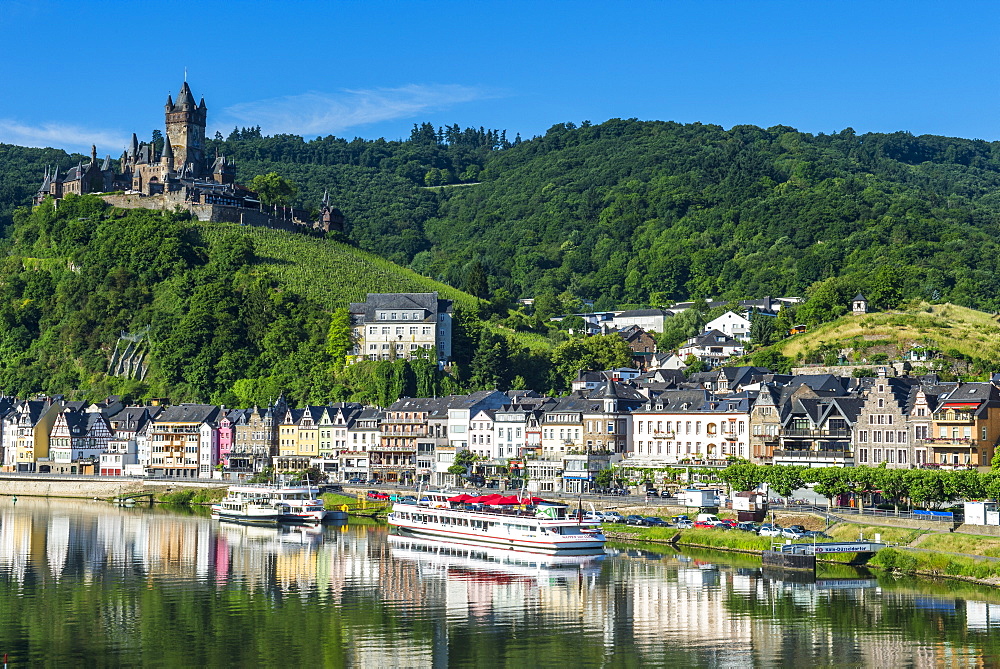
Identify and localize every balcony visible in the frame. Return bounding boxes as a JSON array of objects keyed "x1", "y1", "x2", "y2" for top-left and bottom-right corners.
[
  {"x1": 932, "y1": 413, "x2": 975, "y2": 424},
  {"x1": 923, "y1": 437, "x2": 976, "y2": 447},
  {"x1": 374, "y1": 445, "x2": 416, "y2": 453},
  {"x1": 773, "y1": 449, "x2": 853, "y2": 462},
  {"x1": 780, "y1": 429, "x2": 851, "y2": 439}
]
